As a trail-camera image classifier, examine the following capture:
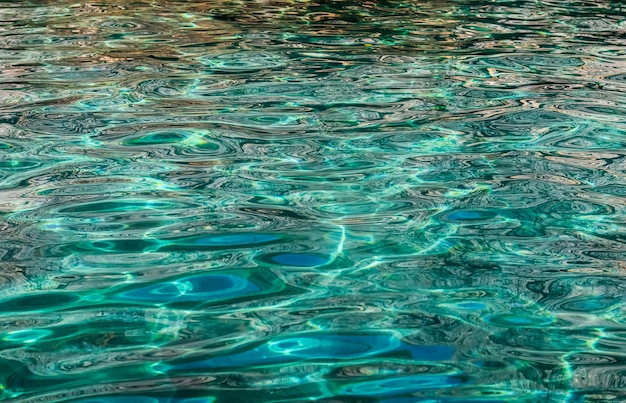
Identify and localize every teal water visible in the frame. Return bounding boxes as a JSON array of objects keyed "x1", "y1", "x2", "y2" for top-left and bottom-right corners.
[{"x1": 1, "y1": 1, "x2": 626, "y2": 401}]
